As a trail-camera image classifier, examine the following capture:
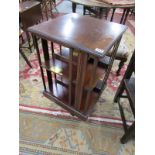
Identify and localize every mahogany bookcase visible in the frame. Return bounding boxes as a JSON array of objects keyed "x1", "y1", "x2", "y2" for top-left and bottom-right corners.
[{"x1": 28, "y1": 13, "x2": 127, "y2": 120}]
